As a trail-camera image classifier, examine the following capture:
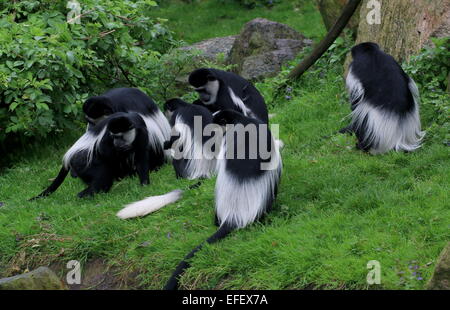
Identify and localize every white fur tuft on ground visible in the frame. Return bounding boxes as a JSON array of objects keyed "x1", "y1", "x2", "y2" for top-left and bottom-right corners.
[{"x1": 117, "y1": 190, "x2": 183, "y2": 219}]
